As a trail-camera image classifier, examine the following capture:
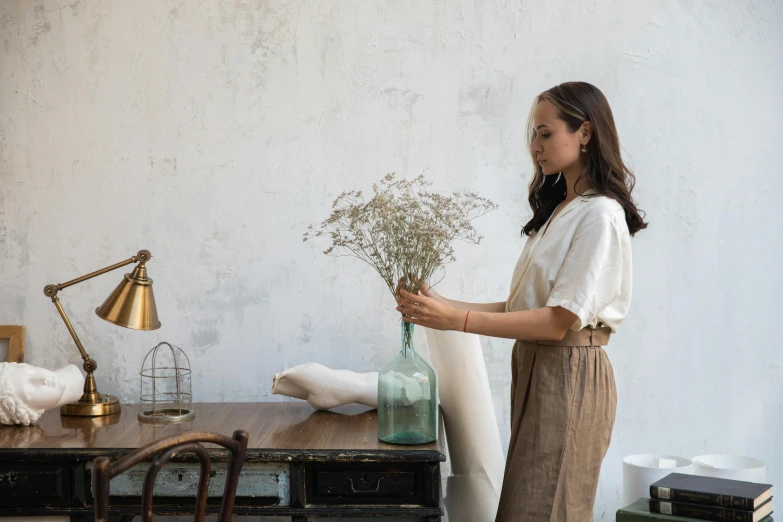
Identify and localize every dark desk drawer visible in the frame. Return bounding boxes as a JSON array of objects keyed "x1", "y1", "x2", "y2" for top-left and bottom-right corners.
[
  {"x1": 305, "y1": 462, "x2": 437, "y2": 506},
  {"x1": 85, "y1": 461, "x2": 289, "y2": 507},
  {"x1": 0, "y1": 461, "x2": 70, "y2": 506}
]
